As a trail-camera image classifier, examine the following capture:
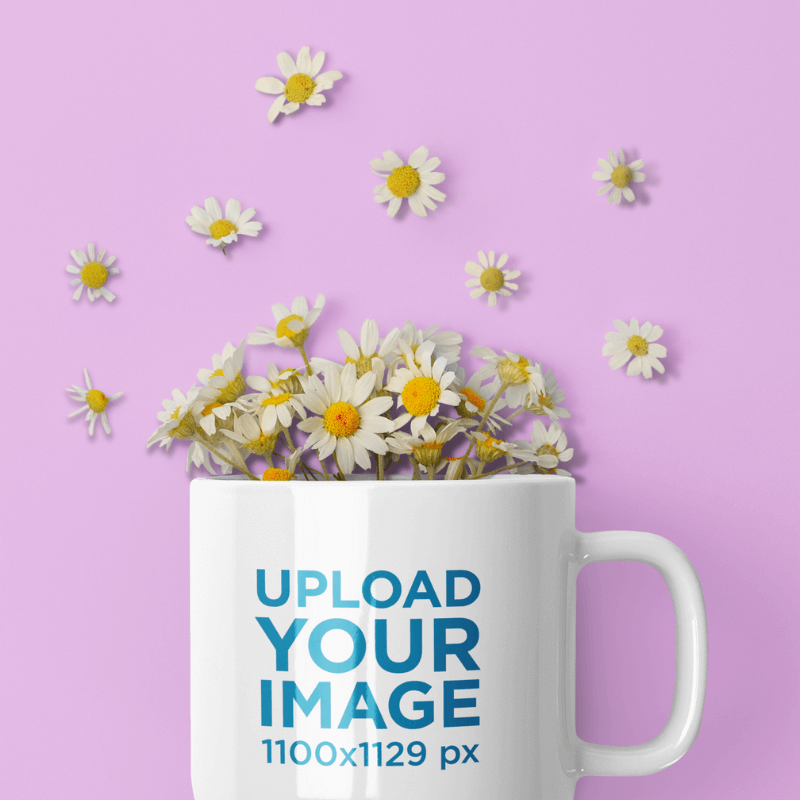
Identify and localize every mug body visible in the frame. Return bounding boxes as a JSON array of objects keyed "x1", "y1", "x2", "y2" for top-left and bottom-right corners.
[{"x1": 190, "y1": 475, "x2": 579, "y2": 800}]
